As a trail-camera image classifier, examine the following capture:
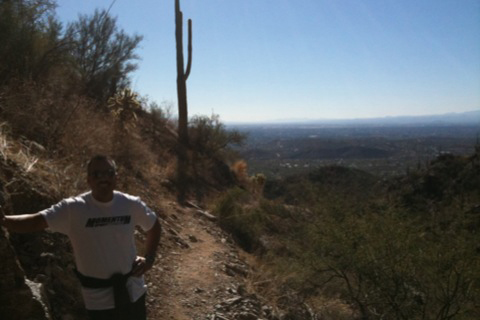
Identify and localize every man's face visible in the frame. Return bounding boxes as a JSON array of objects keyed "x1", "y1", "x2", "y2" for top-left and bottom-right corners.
[{"x1": 87, "y1": 159, "x2": 117, "y2": 199}]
